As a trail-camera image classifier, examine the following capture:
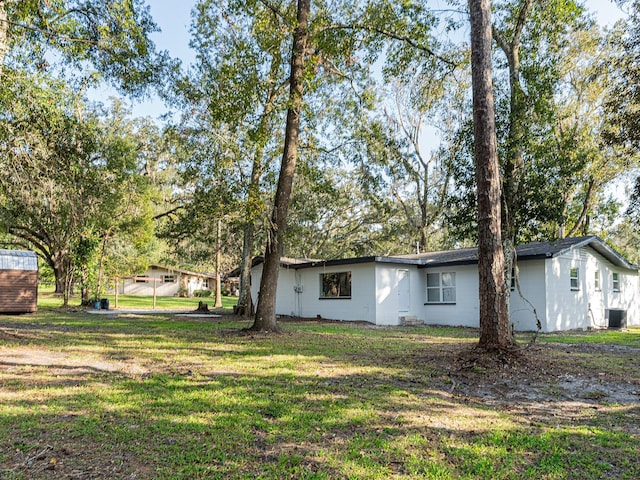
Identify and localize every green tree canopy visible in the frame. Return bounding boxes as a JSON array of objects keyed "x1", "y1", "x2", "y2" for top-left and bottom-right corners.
[
  {"x1": 0, "y1": 0, "x2": 174, "y2": 95},
  {"x1": 0, "y1": 71, "x2": 154, "y2": 304}
]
